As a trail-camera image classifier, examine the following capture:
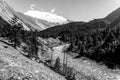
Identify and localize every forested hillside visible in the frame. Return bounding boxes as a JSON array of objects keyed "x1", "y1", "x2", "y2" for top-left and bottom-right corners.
[
  {"x1": 0, "y1": 16, "x2": 77, "y2": 80},
  {"x1": 39, "y1": 18, "x2": 120, "y2": 69},
  {"x1": 39, "y1": 19, "x2": 107, "y2": 38}
]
